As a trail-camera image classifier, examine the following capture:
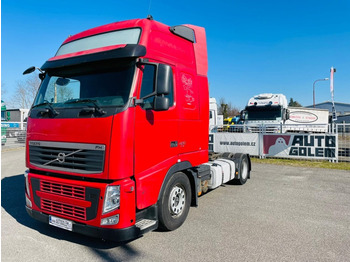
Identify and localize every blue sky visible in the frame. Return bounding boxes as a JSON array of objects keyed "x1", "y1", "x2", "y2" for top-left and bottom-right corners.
[{"x1": 2, "y1": 0, "x2": 350, "y2": 109}]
